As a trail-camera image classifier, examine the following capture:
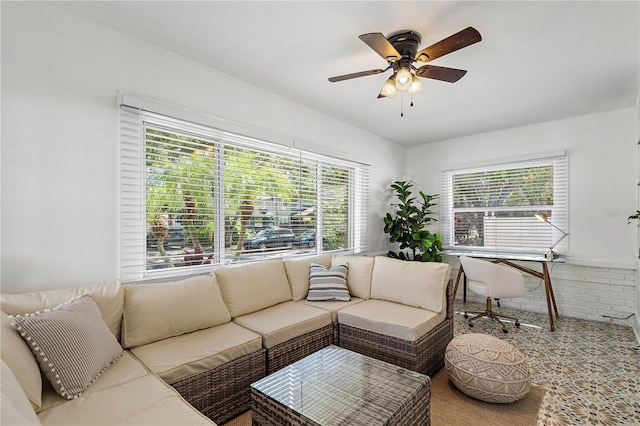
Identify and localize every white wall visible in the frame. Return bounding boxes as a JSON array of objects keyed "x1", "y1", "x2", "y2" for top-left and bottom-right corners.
[
  {"x1": 408, "y1": 107, "x2": 638, "y2": 268},
  {"x1": 407, "y1": 108, "x2": 638, "y2": 328},
  {"x1": 0, "y1": 2, "x2": 405, "y2": 293}
]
